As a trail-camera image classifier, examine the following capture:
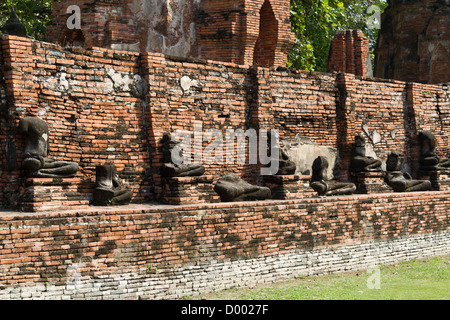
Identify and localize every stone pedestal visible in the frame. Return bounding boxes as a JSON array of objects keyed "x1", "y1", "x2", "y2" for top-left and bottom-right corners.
[
  {"x1": 161, "y1": 175, "x2": 220, "y2": 205},
  {"x1": 262, "y1": 175, "x2": 314, "y2": 200},
  {"x1": 350, "y1": 172, "x2": 391, "y2": 194},
  {"x1": 419, "y1": 170, "x2": 450, "y2": 191},
  {"x1": 18, "y1": 178, "x2": 89, "y2": 212}
]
